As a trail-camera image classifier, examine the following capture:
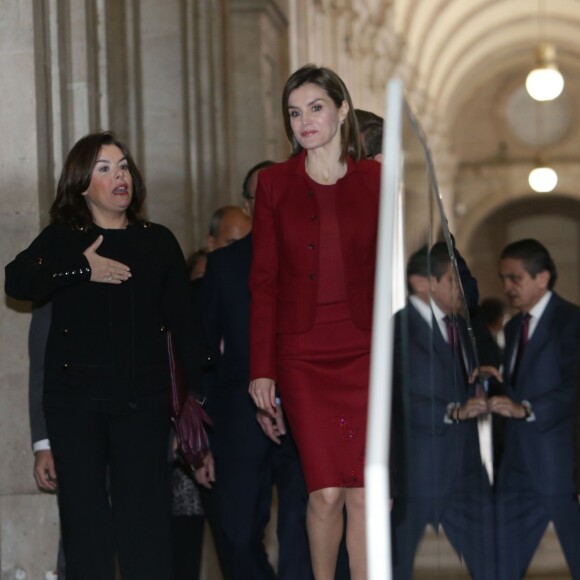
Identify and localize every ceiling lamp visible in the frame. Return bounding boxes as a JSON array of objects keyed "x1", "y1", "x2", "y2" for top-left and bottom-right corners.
[
  {"x1": 528, "y1": 163, "x2": 558, "y2": 193},
  {"x1": 525, "y1": 43, "x2": 564, "y2": 102}
]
